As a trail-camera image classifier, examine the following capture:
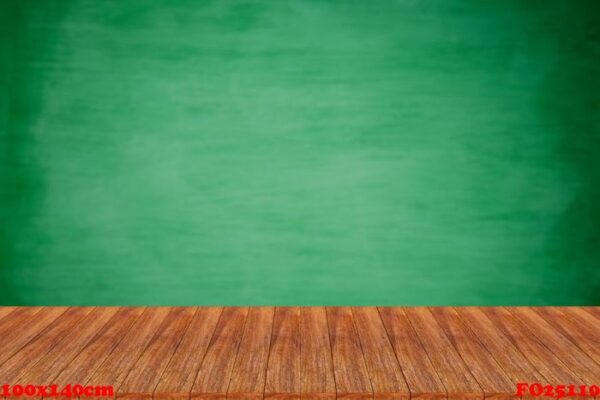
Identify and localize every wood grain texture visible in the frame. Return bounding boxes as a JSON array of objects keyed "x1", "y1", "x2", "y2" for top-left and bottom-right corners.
[
  {"x1": 155, "y1": 307, "x2": 222, "y2": 400},
  {"x1": 404, "y1": 308, "x2": 483, "y2": 400},
  {"x1": 85, "y1": 307, "x2": 172, "y2": 400},
  {"x1": 534, "y1": 307, "x2": 600, "y2": 364},
  {"x1": 429, "y1": 308, "x2": 515, "y2": 400},
  {"x1": 118, "y1": 307, "x2": 196, "y2": 400},
  {"x1": 480, "y1": 308, "x2": 588, "y2": 392},
  {"x1": 228, "y1": 307, "x2": 275, "y2": 400},
  {"x1": 378, "y1": 307, "x2": 446, "y2": 400},
  {"x1": 582, "y1": 307, "x2": 600, "y2": 320},
  {"x1": 0, "y1": 307, "x2": 66, "y2": 367},
  {"x1": 300, "y1": 307, "x2": 336, "y2": 400},
  {"x1": 327, "y1": 307, "x2": 372, "y2": 400},
  {"x1": 0, "y1": 307, "x2": 42, "y2": 336},
  {"x1": 508, "y1": 307, "x2": 600, "y2": 385},
  {"x1": 563, "y1": 307, "x2": 600, "y2": 330},
  {"x1": 352, "y1": 307, "x2": 409, "y2": 400},
  {"x1": 0, "y1": 307, "x2": 597, "y2": 400},
  {"x1": 52, "y1": 308, "x2": 146, "y2": 400},
  {"x1": 265, "y1": 307, "x2": 301, "y2": 400},
  {"x1": 0, "y1": 307, "x2": 17, "y2": 322},
  {"x1": 454, "y1": 307, "x2": 545, "y2": 392},
  {"x1": 8, "y1": 308, "x2": 118, "y2": 400},
  {"x1": 191, "y1": 307, "x2": 249, "y2": 400},
  {"x1": 0, "y1": 307, "x2": 93, "y2": 384}
]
